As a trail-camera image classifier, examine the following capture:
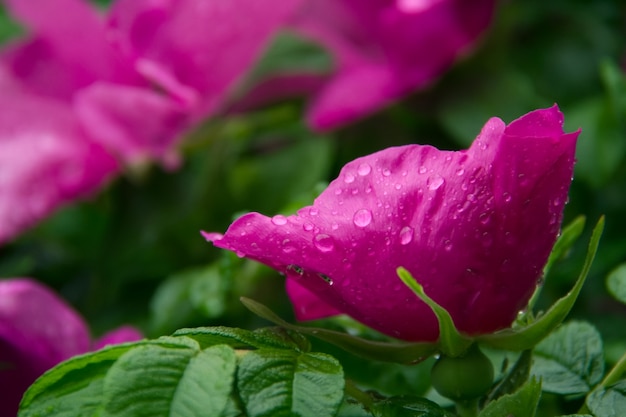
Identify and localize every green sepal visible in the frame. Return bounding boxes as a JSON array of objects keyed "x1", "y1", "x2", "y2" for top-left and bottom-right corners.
[
  {"x1": 485, "y1": 350, "x2": 533, "y2": 404},
  {"x1": 397, "y1": 267, "x2": 472, "y2": 357},
  {"x1": 240, "y1": 297, "x2": 437, "y2": 364},
  {"x1": 525, "y1": 216, "x2": 587, "y2": 315},
  {"x1": 479, "y1": 216, "x2": 604, "y2": 351},
  {"x1": 544, "y1": 216, "x2": 586, "y2": 277}
]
